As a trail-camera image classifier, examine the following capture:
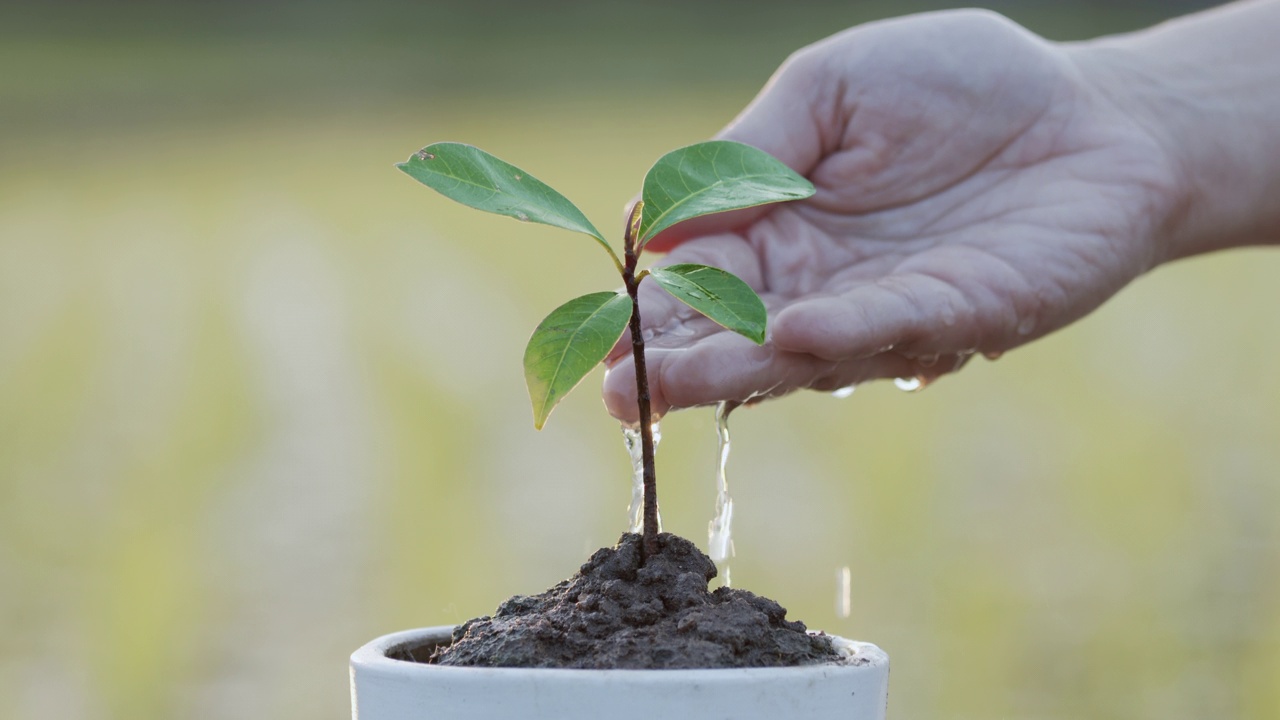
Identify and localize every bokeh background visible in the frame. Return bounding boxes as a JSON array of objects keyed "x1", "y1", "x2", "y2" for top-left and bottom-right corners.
[{"x1": 3, "y1": 1, "x2": 1278, "y2": 718}]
